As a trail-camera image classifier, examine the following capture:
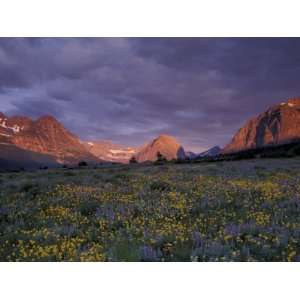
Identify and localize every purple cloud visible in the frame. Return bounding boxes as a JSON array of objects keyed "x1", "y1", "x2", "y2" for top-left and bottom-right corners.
[{"x1": 1, "y1": 38, "x2": 300, "y2": 152}]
